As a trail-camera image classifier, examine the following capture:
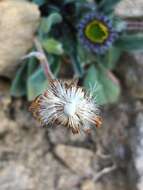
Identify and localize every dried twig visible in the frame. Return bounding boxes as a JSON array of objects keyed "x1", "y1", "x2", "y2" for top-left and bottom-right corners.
[
  {"x1": 22, "y1": 38, "x2": 54, "y2": 81},
  {"x1": 34, "y1": 38, "x2": 54, "y2": 80},
  {"x1": 93, "y1": 164, "x2": 116, "y2": 182}
]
